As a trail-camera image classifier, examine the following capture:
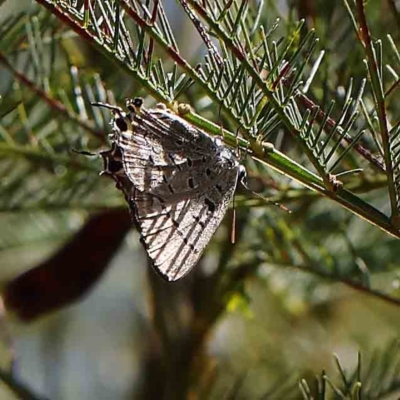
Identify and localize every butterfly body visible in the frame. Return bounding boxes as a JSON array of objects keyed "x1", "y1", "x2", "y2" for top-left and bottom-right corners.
[{"x1": 100, "y1": 99, "x2": 244, "y2": 282}]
